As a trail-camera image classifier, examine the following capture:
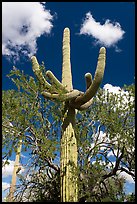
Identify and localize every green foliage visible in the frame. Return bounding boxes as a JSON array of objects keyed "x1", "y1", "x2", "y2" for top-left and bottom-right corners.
[
  {"x1": 125, "y1": 193, "x2": 135, "y2": 202},
  {"x1": 75, "y1": 84, "x2": 135, "y2": 201},
  {"x1": 2, "y1": 66, "x2": 135, "y2": 202},
  {"x1": 15, "y1": 169, "x2": 60, "y2": 202},
  {"x1": 2, "y1": 66, "x2": 62, "y2": 166}
]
